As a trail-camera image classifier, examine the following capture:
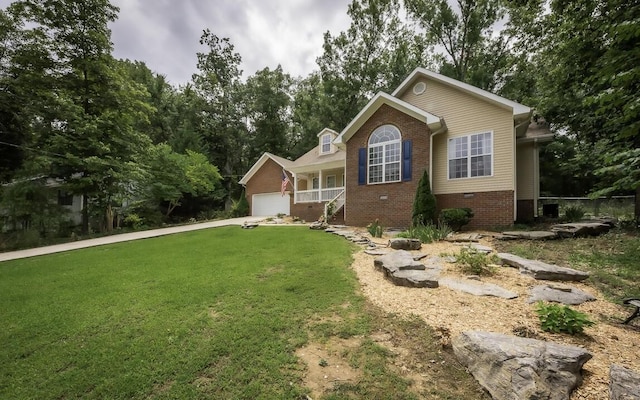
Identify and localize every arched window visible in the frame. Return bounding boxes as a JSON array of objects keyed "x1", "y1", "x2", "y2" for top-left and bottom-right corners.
[{"x1": 368, "y1": 125, "x2": 401, "y2": 183}]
